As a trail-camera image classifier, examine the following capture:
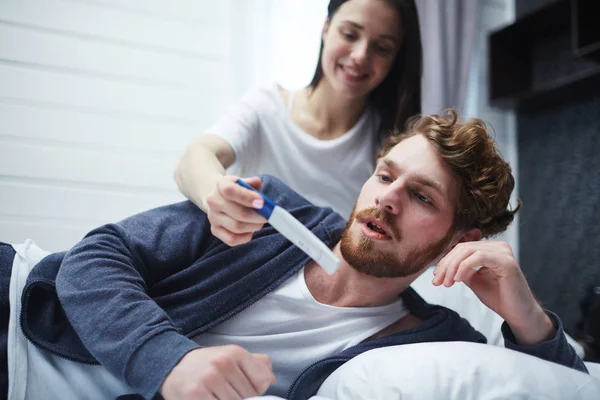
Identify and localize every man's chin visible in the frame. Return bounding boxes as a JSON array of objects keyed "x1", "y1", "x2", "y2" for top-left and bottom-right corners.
[
  {"x1": 348, "y1": 259, "x2": 427, "y2": 279},
  {"x1": 348, "y1": 262, "x2": 400, "y2": 278}
]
